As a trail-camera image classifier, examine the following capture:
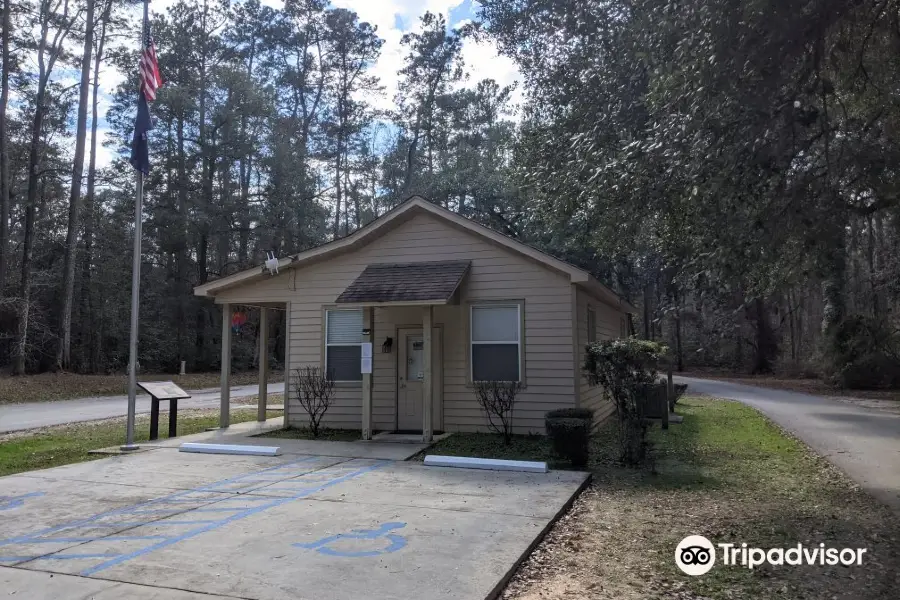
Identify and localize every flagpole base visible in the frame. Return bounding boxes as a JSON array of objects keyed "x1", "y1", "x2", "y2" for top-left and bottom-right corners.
[{"x1": 120, "y1": 444, "x2": 141, "y2": 452}]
